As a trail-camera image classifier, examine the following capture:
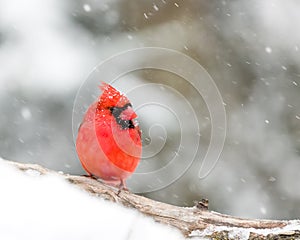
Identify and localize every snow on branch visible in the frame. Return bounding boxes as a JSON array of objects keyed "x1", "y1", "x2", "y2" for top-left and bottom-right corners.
[{"x1": 5, "y1": 160, "x2": 300, "y2": 239}]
